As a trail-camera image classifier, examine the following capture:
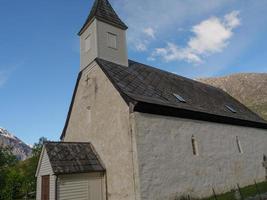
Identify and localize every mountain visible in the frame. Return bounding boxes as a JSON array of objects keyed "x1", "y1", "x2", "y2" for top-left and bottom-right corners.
[
  {"x1": 0, "y1": 128, "x2": 32, "y2": 160},
  {"x1": 199, "y1": 73, "x2": 267, "y2": 121}
]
